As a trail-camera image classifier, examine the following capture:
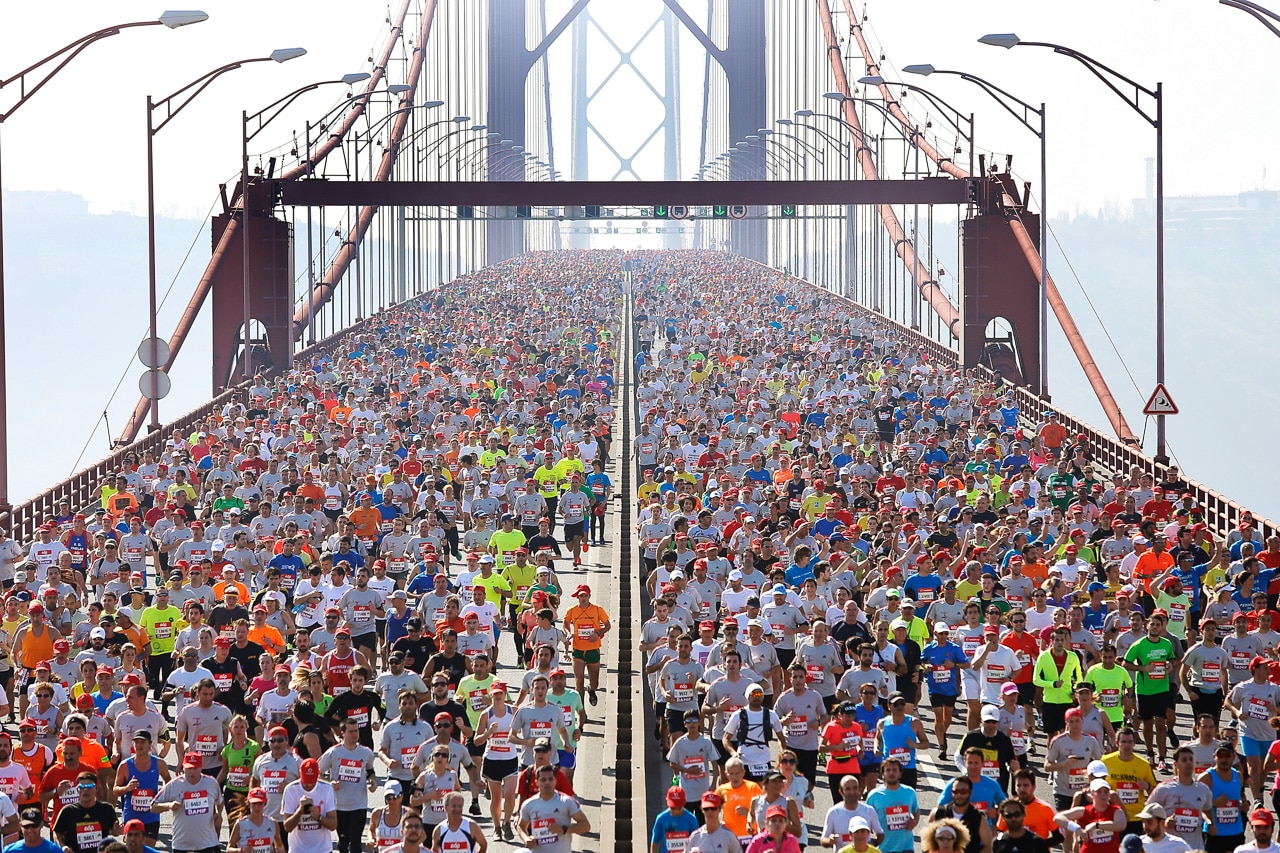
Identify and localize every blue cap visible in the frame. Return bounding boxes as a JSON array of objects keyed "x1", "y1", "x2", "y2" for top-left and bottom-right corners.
[
  {"x1": 1087, "y1": 582, "x2": 1106, "y2": 593},
  {"x1": 830, "y1": 533, "x2": 847, "y2": 542},
  {"x1": 771, "y1": 584, "x2": 788, "y2": 596}
]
